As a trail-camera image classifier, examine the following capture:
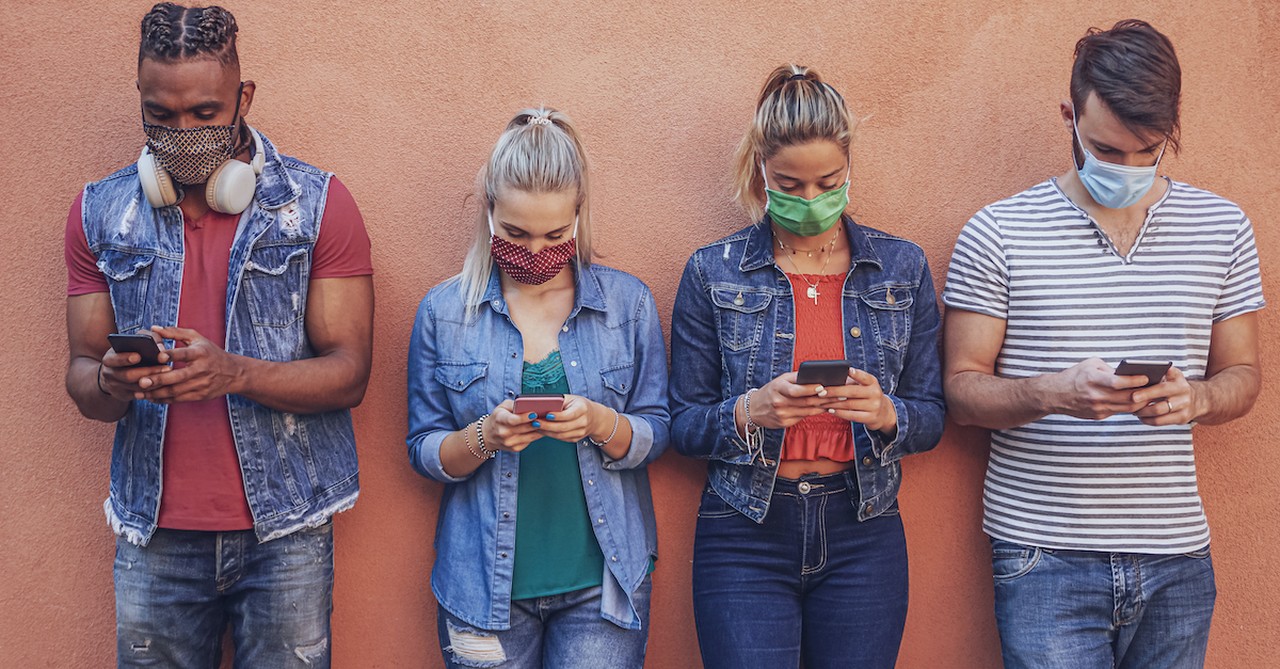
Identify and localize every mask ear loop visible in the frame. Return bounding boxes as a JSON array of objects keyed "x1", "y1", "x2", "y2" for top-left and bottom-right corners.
[{"x1": 759, "y1": 160, "x2": 772, "y2": 213}]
